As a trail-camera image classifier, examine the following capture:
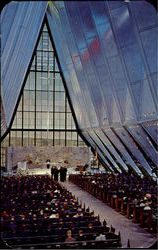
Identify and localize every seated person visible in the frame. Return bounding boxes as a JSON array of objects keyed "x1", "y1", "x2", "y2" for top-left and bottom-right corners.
[
  {"x1": 55, "y1": 224, "x2": 65, "y2": 242},
  {"x1": 106, "y1": 226, "x2": 119, "y2": 239},
  {"x1": 73, "y1": 210, "x2": 84, "y2": 218},
  {"x1": 139, "y1": 200, "x2": 145, "y2": 207},
  {"x1": 6, "y1": 225, "x2": 18, "y2": 238},
  {"x1": 64, "y1": 213, "x2": 71, "y2": 223},
  {"x1": 144, "y1": 203, "x2": 152, "y2": 210},
  {"x1": 20, "y1": 224, "x2": 31, "y2": 237},
  {"x1": 86, "y1": 223, "x2": 96, "y2": 240},
  {"x1": 46, "y1": 224, "x2": 56, "y2": 235},
  {"x1": 49, "y1": 212, "x2": 60, "y2": 221},
  {"x1": 70, "y1": 223, "x2": 78, "y2": 236},
  {"x1": 93, "y1": 216, "x2": 102, "y2": 227},
  {"x1": 31, "y1": 222, "x2": 40, "y2": 236},
  {"x1": 77, "y1": 230, "x2": 87, "y2": 241},
  {"x1": 95, "y1": 233, "x2": 106, "y2": 241},
  {"x1": 65, "y1": 230, "x2": 76, "y2": 242}
]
